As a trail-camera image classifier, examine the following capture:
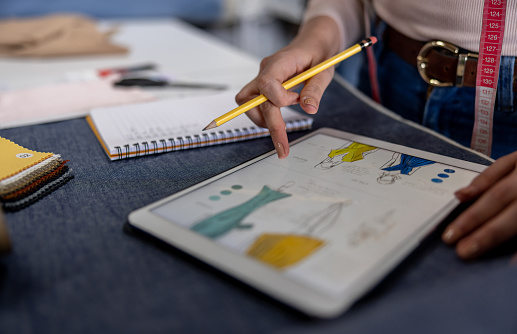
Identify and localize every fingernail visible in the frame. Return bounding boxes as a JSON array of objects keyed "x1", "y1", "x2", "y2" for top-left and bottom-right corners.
[
  {"x1": 454, "y1": 190, "x2": 469, "y2": 202},
  {"x1": 302, "y1": 97, "x2": 318, "y2": 110},
  {"x1": 458, "y1": 241, "x2": 480, "y2": 260},
  {"x1": 455, "y1": 185, "x2": 477, "y2": 199},
  {"x1": 442, "y1": 228, "x2": 456, "y2": 243},
  {"x1": 276, "y1": 142, "x2": 287, "y2": 159},
  {"x1": 454, "y1": 187, "x2": 467, "y2": 195},
  {"x1": 454, "y1": 190, "x2": 465, "y2": 200}
]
